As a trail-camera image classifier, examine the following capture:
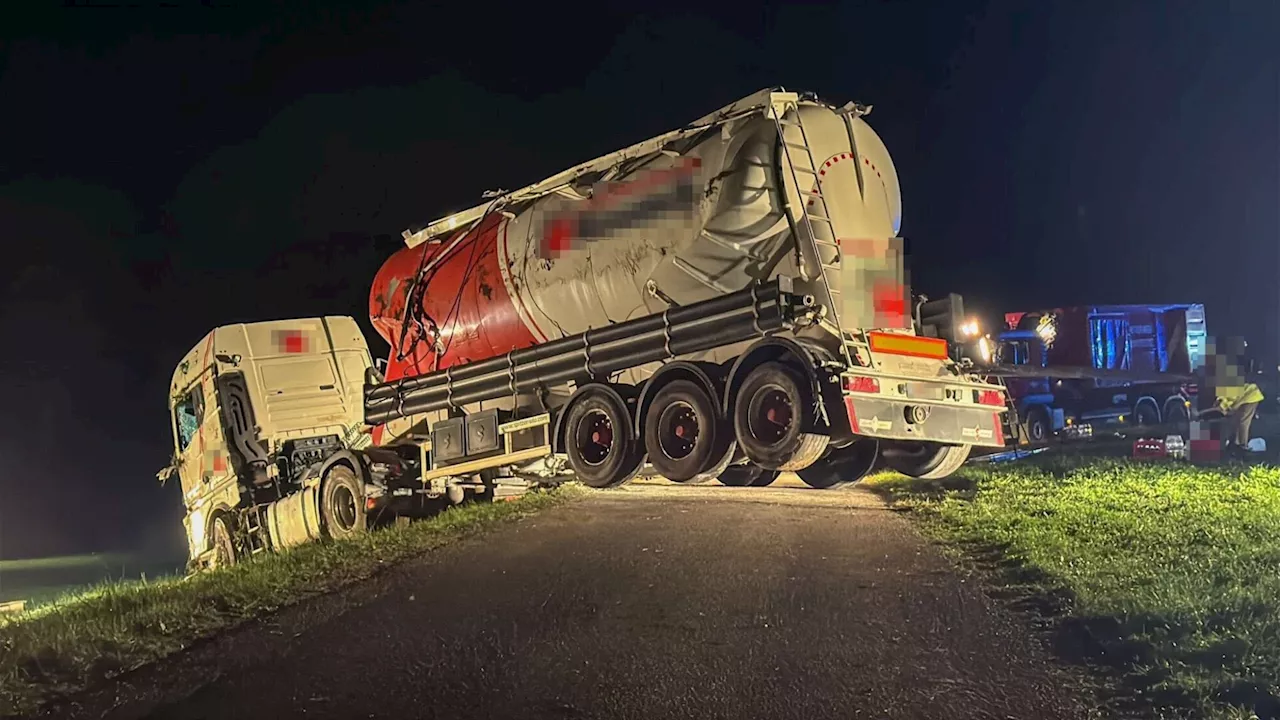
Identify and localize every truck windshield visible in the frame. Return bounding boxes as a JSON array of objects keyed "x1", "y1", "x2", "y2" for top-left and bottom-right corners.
[{"x1": 174, "y1": 385, "x2": 205, "y2": 452}]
